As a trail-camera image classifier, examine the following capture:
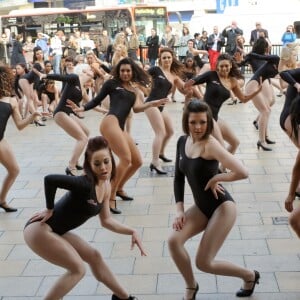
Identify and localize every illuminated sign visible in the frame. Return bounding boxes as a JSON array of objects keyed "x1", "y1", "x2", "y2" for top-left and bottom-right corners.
[{"x1": 135, "y1": 7, "x2": 166, "y2": 17}]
